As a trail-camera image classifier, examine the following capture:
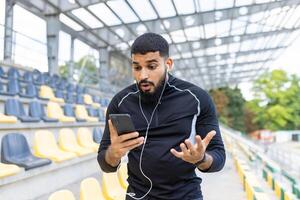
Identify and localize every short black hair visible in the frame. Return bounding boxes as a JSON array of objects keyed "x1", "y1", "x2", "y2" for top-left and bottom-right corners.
[{"x1": 131, "y1": 33, "x2": 169, "y2": 57}]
